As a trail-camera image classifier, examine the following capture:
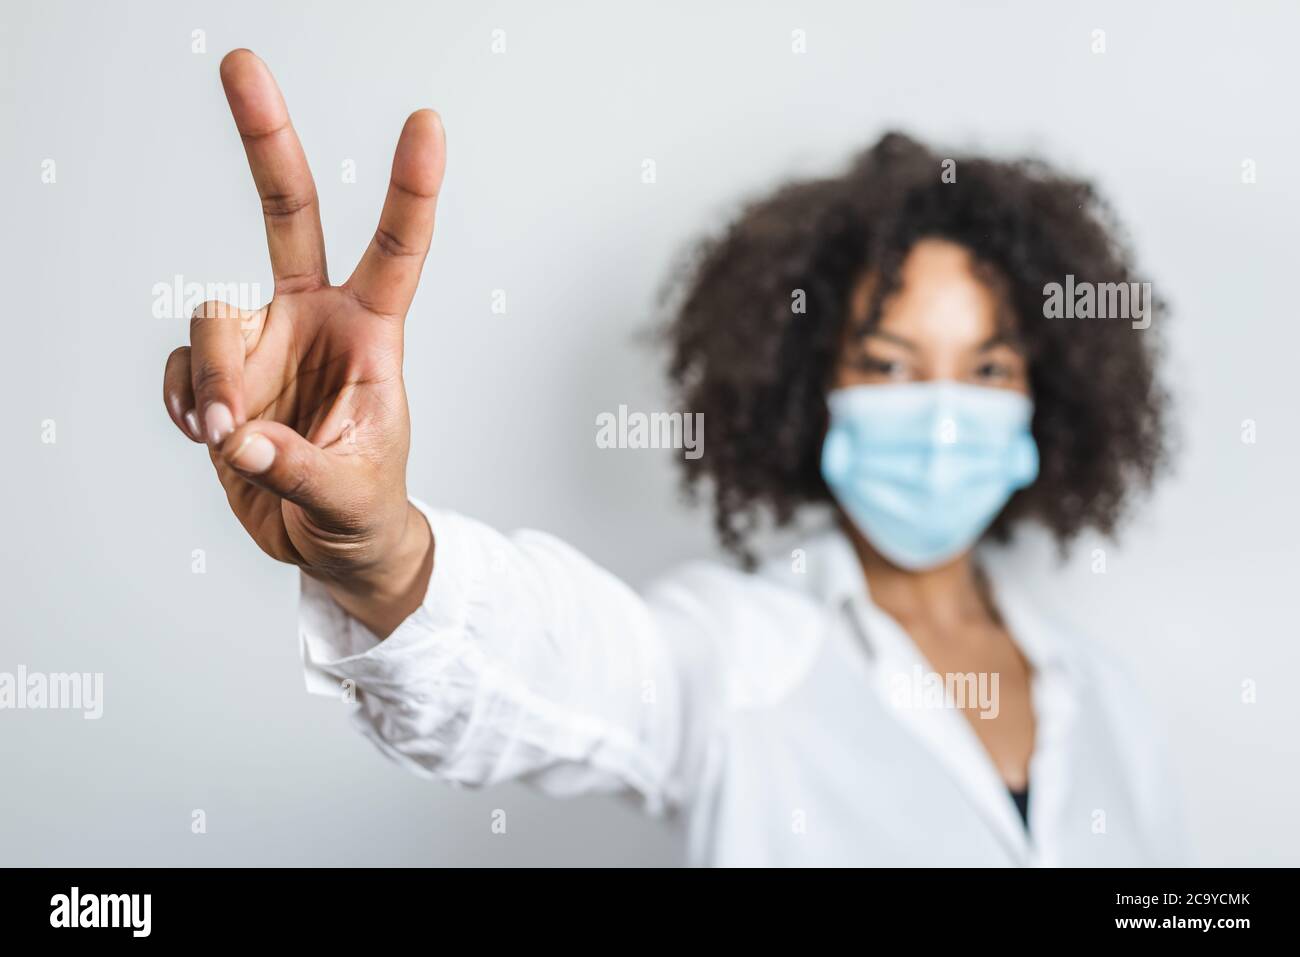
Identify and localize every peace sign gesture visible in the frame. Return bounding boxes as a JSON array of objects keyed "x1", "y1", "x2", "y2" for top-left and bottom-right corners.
[{"x1": 162, "y1": 49, "x2": 442, "y2": 634}]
